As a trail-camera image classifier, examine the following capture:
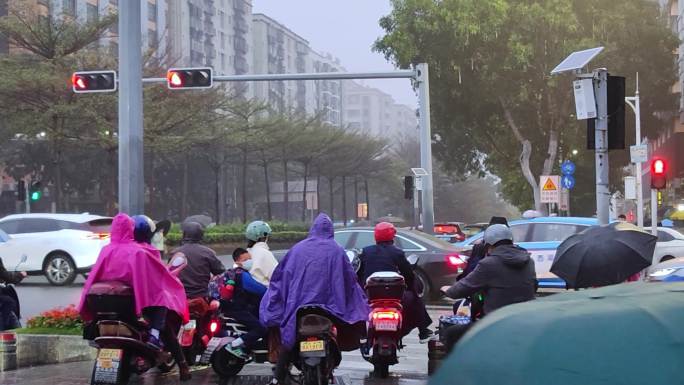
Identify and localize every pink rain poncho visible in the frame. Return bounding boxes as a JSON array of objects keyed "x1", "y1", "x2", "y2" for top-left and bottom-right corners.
[{"x1": 78, "y1": 214, "x2": 189, "y2": 324}]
